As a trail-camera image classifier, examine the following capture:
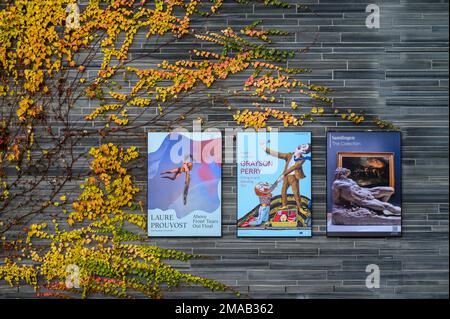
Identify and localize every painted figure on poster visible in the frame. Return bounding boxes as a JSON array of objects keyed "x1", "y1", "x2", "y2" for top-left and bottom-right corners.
[
  {"x1": 260, "y1": 140, "x2": 311, "y2": 211},
  {"x1": 160, "y1": 155, "x2": 193, "y2": 205}
]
